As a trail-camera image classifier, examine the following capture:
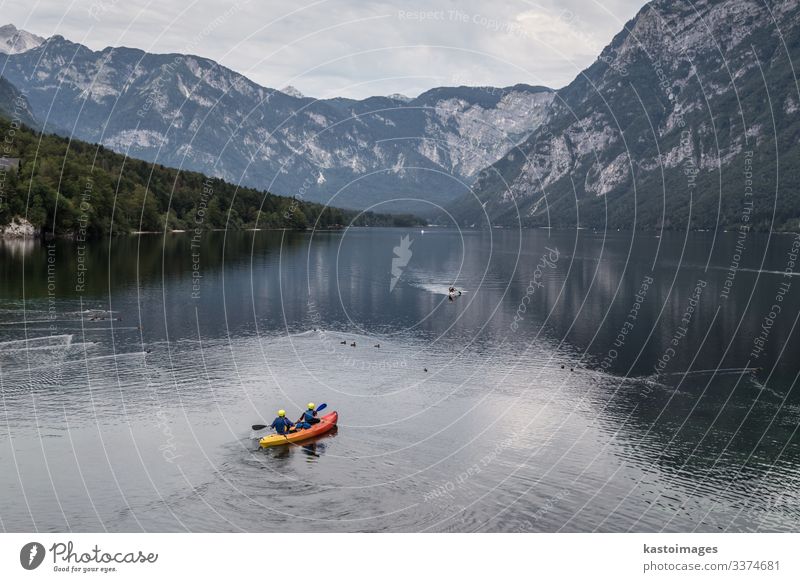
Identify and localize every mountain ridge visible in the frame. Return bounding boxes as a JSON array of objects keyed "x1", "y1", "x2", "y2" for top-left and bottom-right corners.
[
  {"x1": 451, "y1": 0, "x2": 800, "y2": 231},
  {"x1": 0, "y1": 27, "x2": 555, "y2": 216},
  {"x1": 0, "y1": 95, "x2": 424, "y2": 237},
  {"x1": 0, "y1": 24, "x2": 44, "y2": 55},
  {"x1": 5, "y1": 2, "x2": 795, "y2": 232}
]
